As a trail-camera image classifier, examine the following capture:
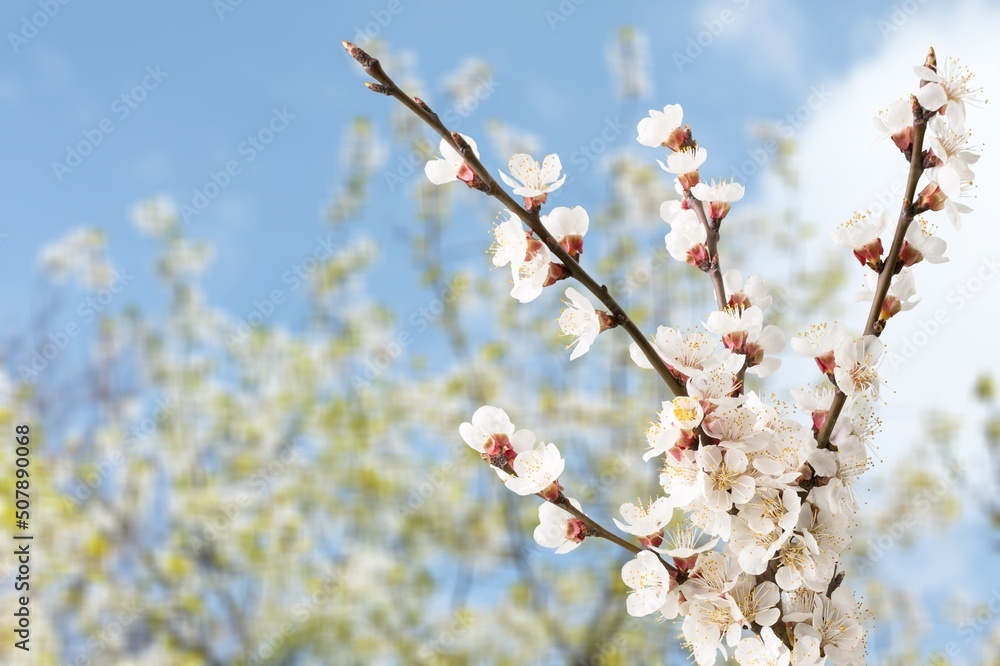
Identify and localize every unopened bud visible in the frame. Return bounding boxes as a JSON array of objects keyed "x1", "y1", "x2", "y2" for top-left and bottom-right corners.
[
  {"x1": 413, "y1": 97, "x2": 433, "y2": 114},
  {"x1": 676, "y1": 170, "x2": 700, "y2": 192},
  {"x1": 688, "y1": 243, "x2": 710, "y2": 268},
  {"x1": 728, "y1": 292, "x2": 751, "y2": 310},
  {"x1": 814, "y1": 351, "x2": 836, "y2": 375},
  {"x1": 897, "y1": 240, "x2": 923, "y2": 267},
  {"x1": 852, "y1": 238, "x2": 884, "y2": 270},
  {"x1": 364, "y1": 82, "x2": 392, "y2": 96},
  {"x1": 811, "y1": 408, "x2": 829, "y2": 433},
  {"x1": 914, "y1": 182, "x2": 947, "y2": 213},
  {"x1": 565, "y1": 518, "x2": 592, "y2": 543},
  {"x1": 880, "y1": 295, "x2": 901, "y2": 321},
  {"x1": 924, "y1": 46, "x2": 937, "y2": 74},
  {"x1": 891, "y1": 126, "x2": 914, "y2": 154},
  {"x1": 559, "y1": 233, "x2": 584, "y2": 259},
  {"x1": 450, "y1": 132, "x2": 474, "y2": 157},
  {"x1": 639, "y1": 531, "x2": 664, "y2": 549},
  {"x1": 539, "y1": 480, "x2": 563, "y2": 501},
  {"x1": 597, "y1": 310, "x2": 617, "y2": 331},
  {"x1": 543, "y1": 262, "x2": 571, "y2": 287},
  {"x1": 722, "y1": 330, "x2": 748, "y2": 353},
  {"x1": 665, "y1": 126, "x2": 695, "y2": 152},
  {"x1": 524, "y1": 194, "x2": 548, "y2": 212},
  {"x1": 342, "y1": 40, "x2": 376, "y2": 68}
]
